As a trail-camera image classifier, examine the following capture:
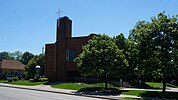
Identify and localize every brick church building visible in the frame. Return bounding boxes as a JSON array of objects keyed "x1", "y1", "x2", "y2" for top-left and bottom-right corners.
[{"x1": 45, "y1": 16, "x2": 94, "y2": 81}]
